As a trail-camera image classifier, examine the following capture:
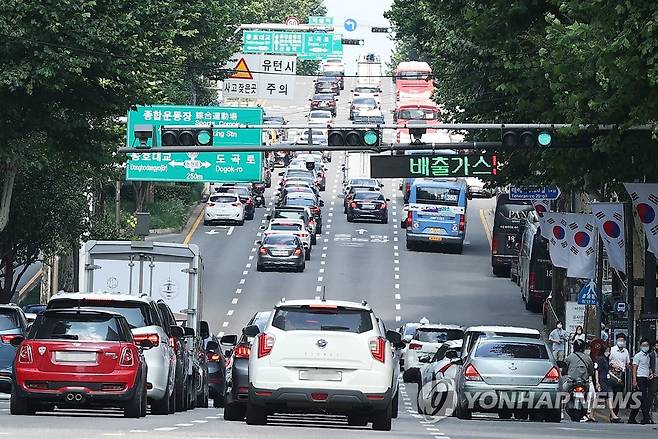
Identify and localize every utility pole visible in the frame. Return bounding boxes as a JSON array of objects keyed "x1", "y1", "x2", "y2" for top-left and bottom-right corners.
[
  {"x1": 625, "y1": 201, "x2": 635, "y2": 351},
  {"x1": 115, "y1": 181, "x2": 121, "y2": 229}
]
